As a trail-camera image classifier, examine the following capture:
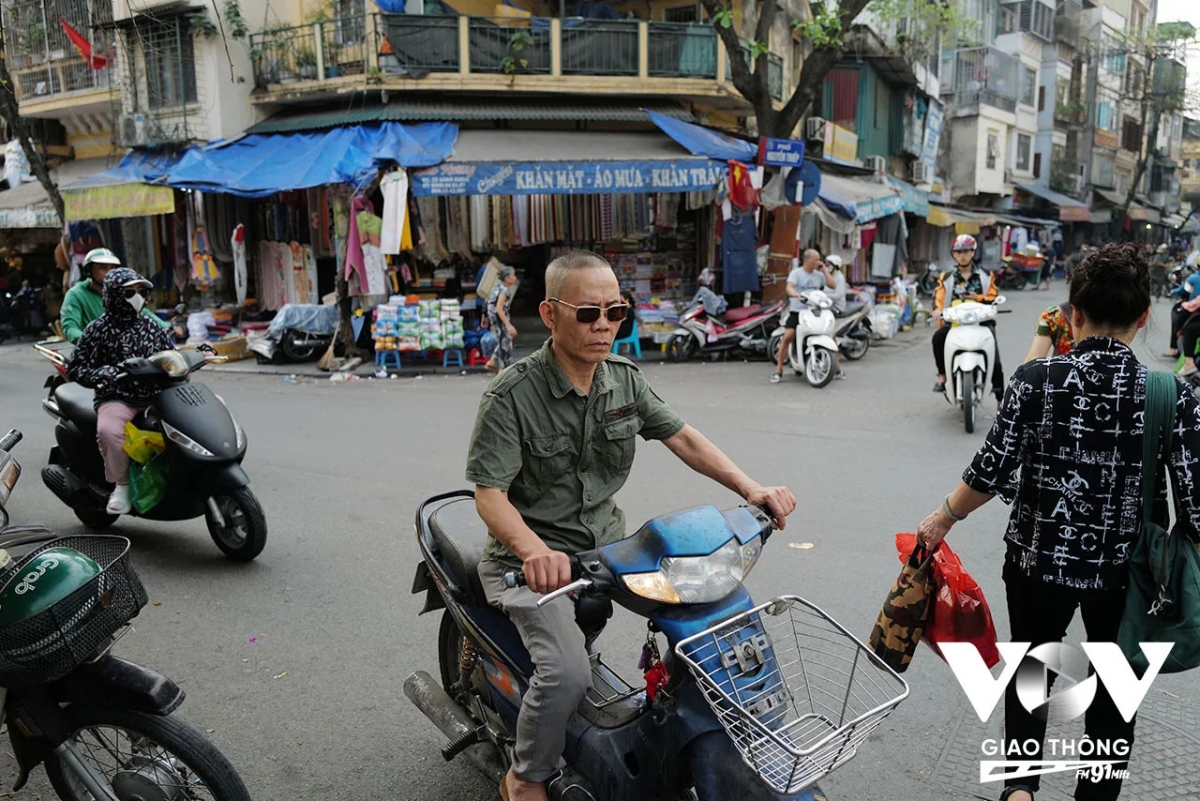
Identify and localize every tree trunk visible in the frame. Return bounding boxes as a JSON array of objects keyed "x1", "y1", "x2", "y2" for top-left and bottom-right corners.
[{"x1": 0, "y1": 55, "x2": 65, "y2": 224}]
